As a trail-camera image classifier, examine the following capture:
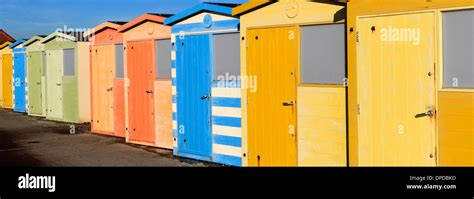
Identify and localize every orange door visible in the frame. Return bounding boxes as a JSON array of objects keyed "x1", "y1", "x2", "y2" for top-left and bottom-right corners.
[{"x1": 127, "y1": 40, "x2": 155, "y2": 144}]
